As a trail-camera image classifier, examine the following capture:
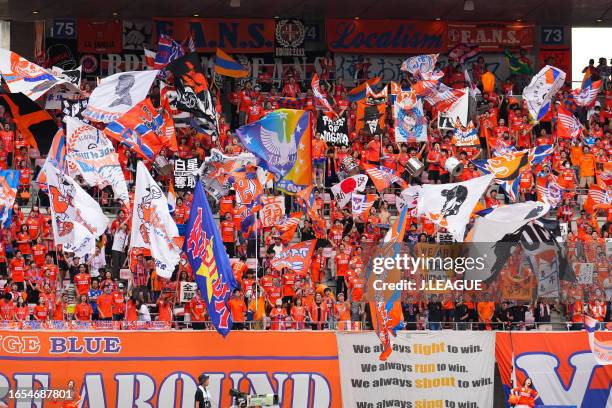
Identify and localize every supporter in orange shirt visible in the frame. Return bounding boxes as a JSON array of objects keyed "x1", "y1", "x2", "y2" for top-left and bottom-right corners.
[
  {"x1": 557, "y1": 160, "x2": 577, "y2": 191},
  {"x1": 97, "y1": 285, "x2": 114, "y2": 321},
  {"x1": 157, "y1": 292, "x2": 174, "y2": 324},
  {"x1": 74, "y1": 295, "x2": 93, "y2": 321},
  {"x1": 9, "y1": 250, "x2": 26, "y2": 291},
  {"x1": 33, "y1": 297, "x2": 49, "y2": 321},
  {"x1": 219, "y1": 193, "x2": 234, "y2": 217},
  {"x1": 334, "y1": 244, "x2": 350, "y2": 298},
  {"x1": 312, "y1": 134, "x2": 327, "y2": 186},
  {"x1": 578, "y1": 145, "x2": 596, "y2": 187},
  {"x1": 15, "y1": 225, "x2": 31, "y2": 257},
  {"x1": 53, "y1": 294, "x2": 68, "y2": 321},
  {"x1": 73, "y1": 265, "x2": 91, "y2": 297},
  {"x1": 0, "y1": 294, "x2": 14, "y2": 320},
  {"x1": 281, "y1": 269, "x2": 297, "y2": 304},
  {"x1": 334, "y1": 293, "x2": 352, "y2": 330},
  {"x1": 220, "y1": 213, "x2": 236, "y2": 257},
  {"x1": 189, "y1": 292, "x2": 207, "y2": 330},
  {"x1": 510, "y1": 377, "x2": 538, "y2": 408},
  {"x1": 30, "y1": 237, "x2": 47, "y2": 267},
  {"x1": 290, "y1": 297, "x2": 307, "y2": 330},
  {"x1": 13, "y1": 296, "x2": 29, "y2": 322},
  {"x1": 568, "y1": 297, "x2": 584, "y2": 330},
  {"x1": 228, "y1": 289, "x2": 247, "y2": 330}
]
